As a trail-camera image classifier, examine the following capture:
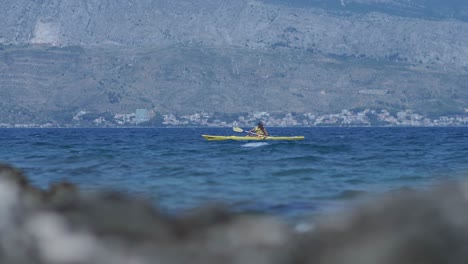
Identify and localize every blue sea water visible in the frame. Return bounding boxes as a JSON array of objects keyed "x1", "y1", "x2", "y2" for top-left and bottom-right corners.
[{"x1": 0, "y1": 127, "x2": 467, "y2": 218}]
